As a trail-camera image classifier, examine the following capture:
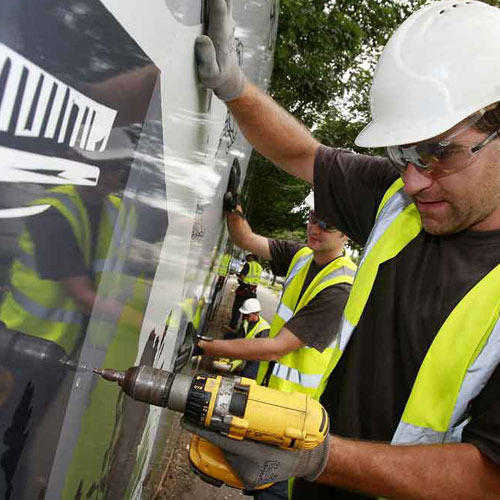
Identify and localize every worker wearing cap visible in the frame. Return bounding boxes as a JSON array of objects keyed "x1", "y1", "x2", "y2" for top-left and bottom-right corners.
[
  {"x1": 228, "y1": 252, "x2": 263, "y2": 330},
  {"x1": 215, "y1": 298, "x2": 270, "y2": 379},
  {"x1": 186, "y1": 1, "x2": 500, "y2": 498}
]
